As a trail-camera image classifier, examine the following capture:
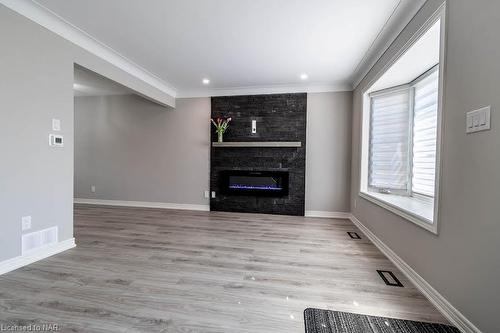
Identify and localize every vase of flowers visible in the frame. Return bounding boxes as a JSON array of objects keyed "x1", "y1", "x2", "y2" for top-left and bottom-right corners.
[{"x1": 211, "y1": 117, "x2": 232, "y2": 143}]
